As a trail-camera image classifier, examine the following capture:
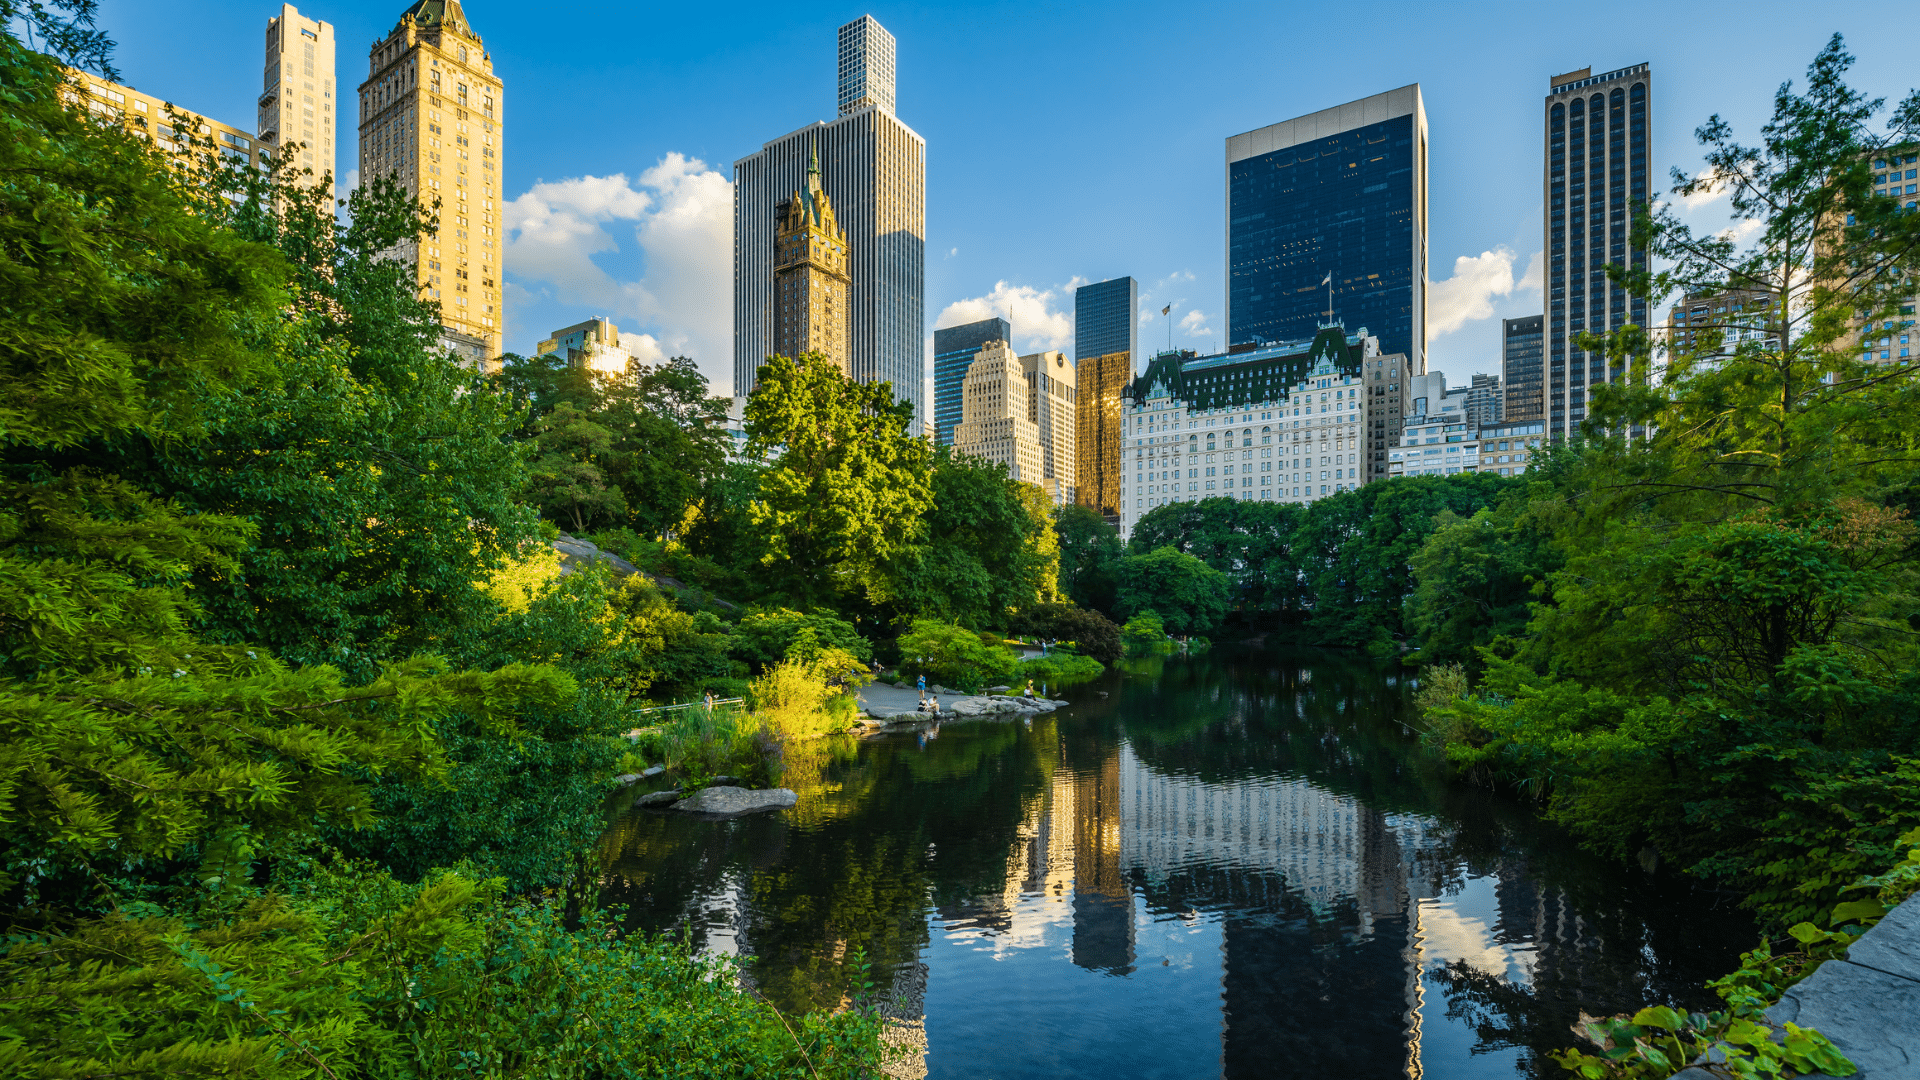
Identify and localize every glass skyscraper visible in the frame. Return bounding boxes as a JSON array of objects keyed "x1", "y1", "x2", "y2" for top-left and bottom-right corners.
[
  {"x1": 1074, "y1": 277, "x2": 1137, "y2": 365},
  {"x1": 932, "y1": 317, "x2": 1011, "y2": 447},
  {"x1": 1543, "y1": 64, "x2": 1651, "y2": 438},
  {"x1": 1226, "y1": 86, "x2": 1427, "y2": 373},
  {"x1": 1502, "y1": 314, "x2": 1544, "y2": 423}
]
